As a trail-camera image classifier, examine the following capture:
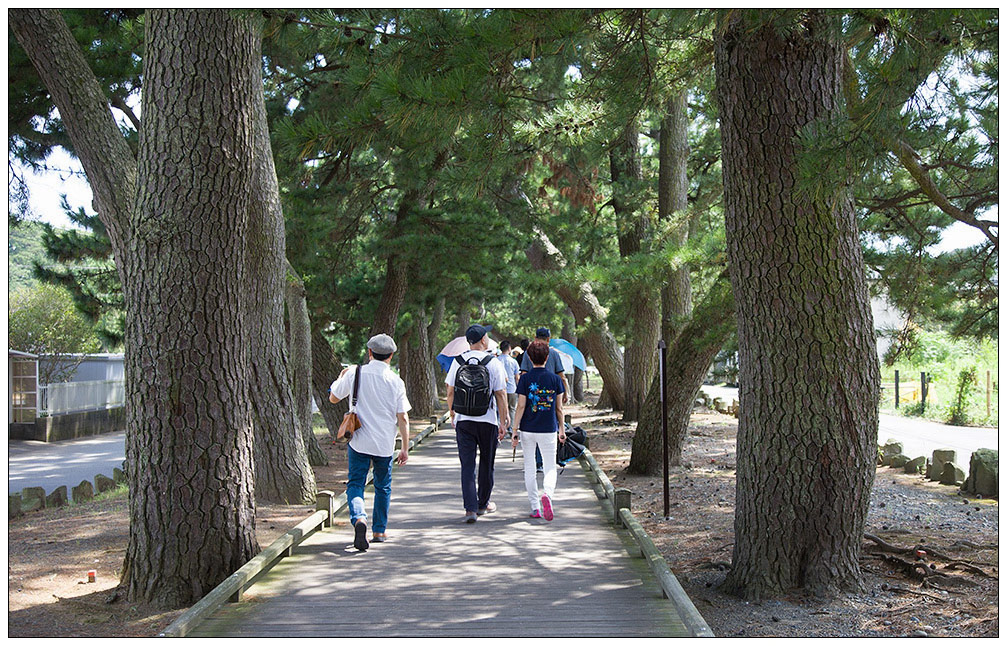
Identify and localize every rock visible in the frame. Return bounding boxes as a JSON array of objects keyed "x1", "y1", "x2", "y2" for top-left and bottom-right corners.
[
  {"x1": 94, "y1": 473, "x2": 116, "y2": 494},
  {"x1": 9, "y1": 494, "x2": 23, "y2": 519},
  {"x1": 928, "y1": 449, "x2": 957, "y2": 481},
  {"x1": 46, "y1": 486, "x2": 68, "y2": 508},
  {"x1": 904, "y1": 456, "x2": 927, "y2": 475},
  {"x1": 960, "y1": 449, "x2": 998, "y2": 498},
  {"x1": 938, "y1": 462, "x2": 965, "y2": 486},
  {"x1": 72, "y1": 479, "x2": 94, "y2": 504},
  {"x1": 911, "y1": 630, "x2": 928, "y2": 637},
  {"x1": 889, "y1": 454, "x2": 911, "y2": 469},
  {"x1": 881, "y1": 441, "x2": 903, "y2": 466},
  {"x1": 21, "y1": 486, "x2": 46, "y2": 512},
  {"x1": 113, "y1": 467, "x2": 127, "y2": 486}
]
